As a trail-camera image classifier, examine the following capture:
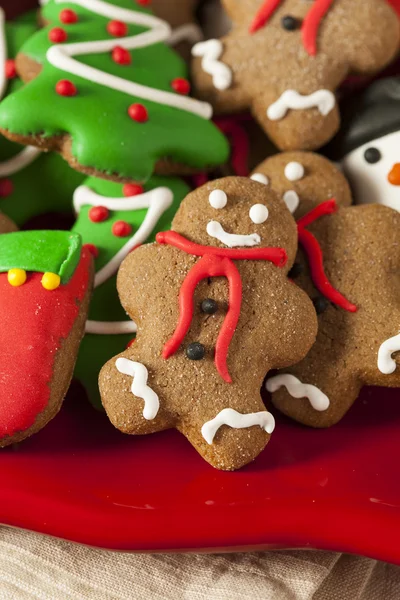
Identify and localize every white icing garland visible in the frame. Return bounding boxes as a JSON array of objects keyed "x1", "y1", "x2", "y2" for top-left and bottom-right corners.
[
  {"x1": 0, "y1": 146, "x2": 41, "y2": 177},
  {"x1": 47, "y1": 0, "x2": 212, "y2": 119},
  {"x1": 377, "y1": 333, "x2": 400, "y2": 374},
  {"x1": 167, "y1": 23, "x2": 203, "y2": 47},
  {"x1": 266, "y1": 373, "x2": 330, "y2": 412},
  {"x1": 192, "y1": 39, "x2": 232, "y2": 91},
  {"x1": 116, "y1": 357, "x2": 159, "y2": 420},
  {"x1": 267, "y1": 89, "x2": 335, "y2": 121},
  {"x1": 85, "y1": 319, "x2": 137, "y2": 334},
  {"x1": 206, "y1": 220, "x2": 261, "y2": 247},
  {"x1": 201, "y1": 408, "x2": 275, "y2": 445}
]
